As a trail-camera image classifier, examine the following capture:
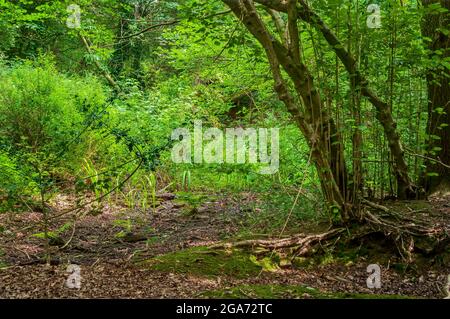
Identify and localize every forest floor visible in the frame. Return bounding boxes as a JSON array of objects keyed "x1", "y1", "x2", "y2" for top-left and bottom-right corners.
[{"x1": 0, "y1": 192, "x2": 449, "y2": 299}]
